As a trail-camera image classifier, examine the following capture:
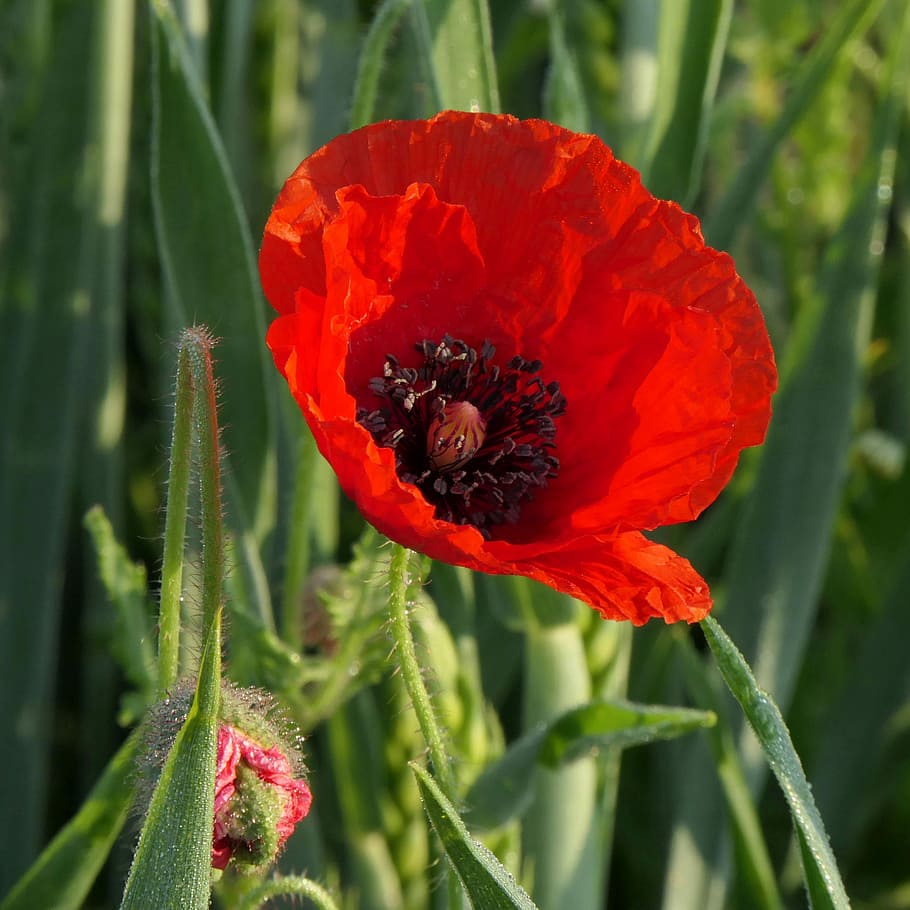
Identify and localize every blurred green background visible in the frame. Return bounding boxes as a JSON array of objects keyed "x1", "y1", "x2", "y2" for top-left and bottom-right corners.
[{"x1": 2, "y1": 0, "x2": 909, "y2": 907}]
